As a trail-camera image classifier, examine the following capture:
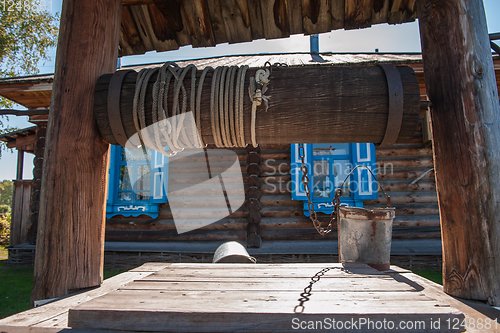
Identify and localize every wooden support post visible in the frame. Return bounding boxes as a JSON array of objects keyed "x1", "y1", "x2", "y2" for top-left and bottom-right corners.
[
  {"x1": 32, "y1": 0, "x2": 122, "y2": 302},
  {"x1": 418, "y1": 0, "x2": 500, "y2": 305},
  {"x1": 16, "y1": 150, "x2": 24, "y2": 180}
]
